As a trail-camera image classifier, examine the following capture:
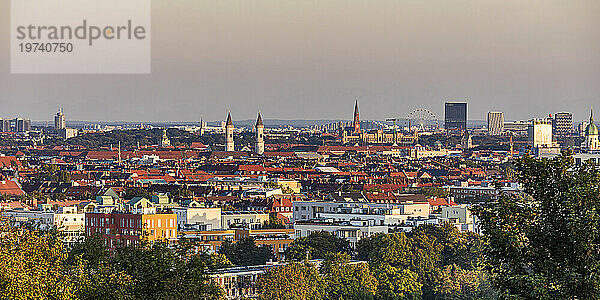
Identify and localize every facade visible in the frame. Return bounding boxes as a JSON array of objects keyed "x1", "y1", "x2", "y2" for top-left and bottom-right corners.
[
  {"x1": 527, "y1": 120, "x2": 553, "y2": 148},
  {"x1": 59, "y1": 128, "x2": 78, "y2": 140},
  {"x1": 553, "y1": 112, "x2": 574, "y2": 137},
  {"x1": 180, "y1": 228, "x2": 294, "y2": 260},
  {"x1": 14, "y1": 118, "x2": 31, "y2": 133},
  {"x1": 446, "y1": 181, "x2": 521, "y2": 201},
  {"x1": 174, "y1": 207, "x2": 222, "y2": 231},
  {"x1": 487, "y1": 112, "x2": 504, "y2": 135},
  {"x1": 255, "y1": 112, "x2": 265, "y2": 155},
  {"x1": 55, "y1": 108, "x2": 66, "y2": 130},
  {"x1": 2, "y1": 206, "x2": 85, "y2": 247},
  {"x1": 503, "y1": 121, "x2": 529, "y2": 135},
  {"x1": 294, "y1": 220, "x2": 387, "y2": 248},
  {"x1": 444, "y1": 102, "x2": 467, "y2": 131},
  {"x1": 440, "y1": 205, "x2": 477, "y2": 232},
  {"x1": 85, "y1": 212, "x2": 178, "y2": 249},
  {"x1": 221, "y1": 211, "x2": 269, "y2": 230},
  {"x1": 0, "y1": 119, "x2": 10, "y2": 132},
  {"x1": 225, "y1": 112, "x2": 234, "y2": 151}
]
